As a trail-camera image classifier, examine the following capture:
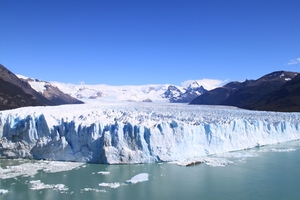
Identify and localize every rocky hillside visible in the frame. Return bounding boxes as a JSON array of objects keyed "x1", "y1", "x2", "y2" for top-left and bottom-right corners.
[
  {"x1": 162, "y1": 81, "x2": 207, "y2": 103},
  {"x1": 19, "y1": 77, "x2": 84, "y2": 105},
  {"x1": 249, "y1": 73, "x2": 300, "y2": 112},
  {"x1": 190, "y1": 71, "x2": 299, "y2": 112},
  {"x1": 0, "y1": 64, "x2": 83, "y2": 111}
]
